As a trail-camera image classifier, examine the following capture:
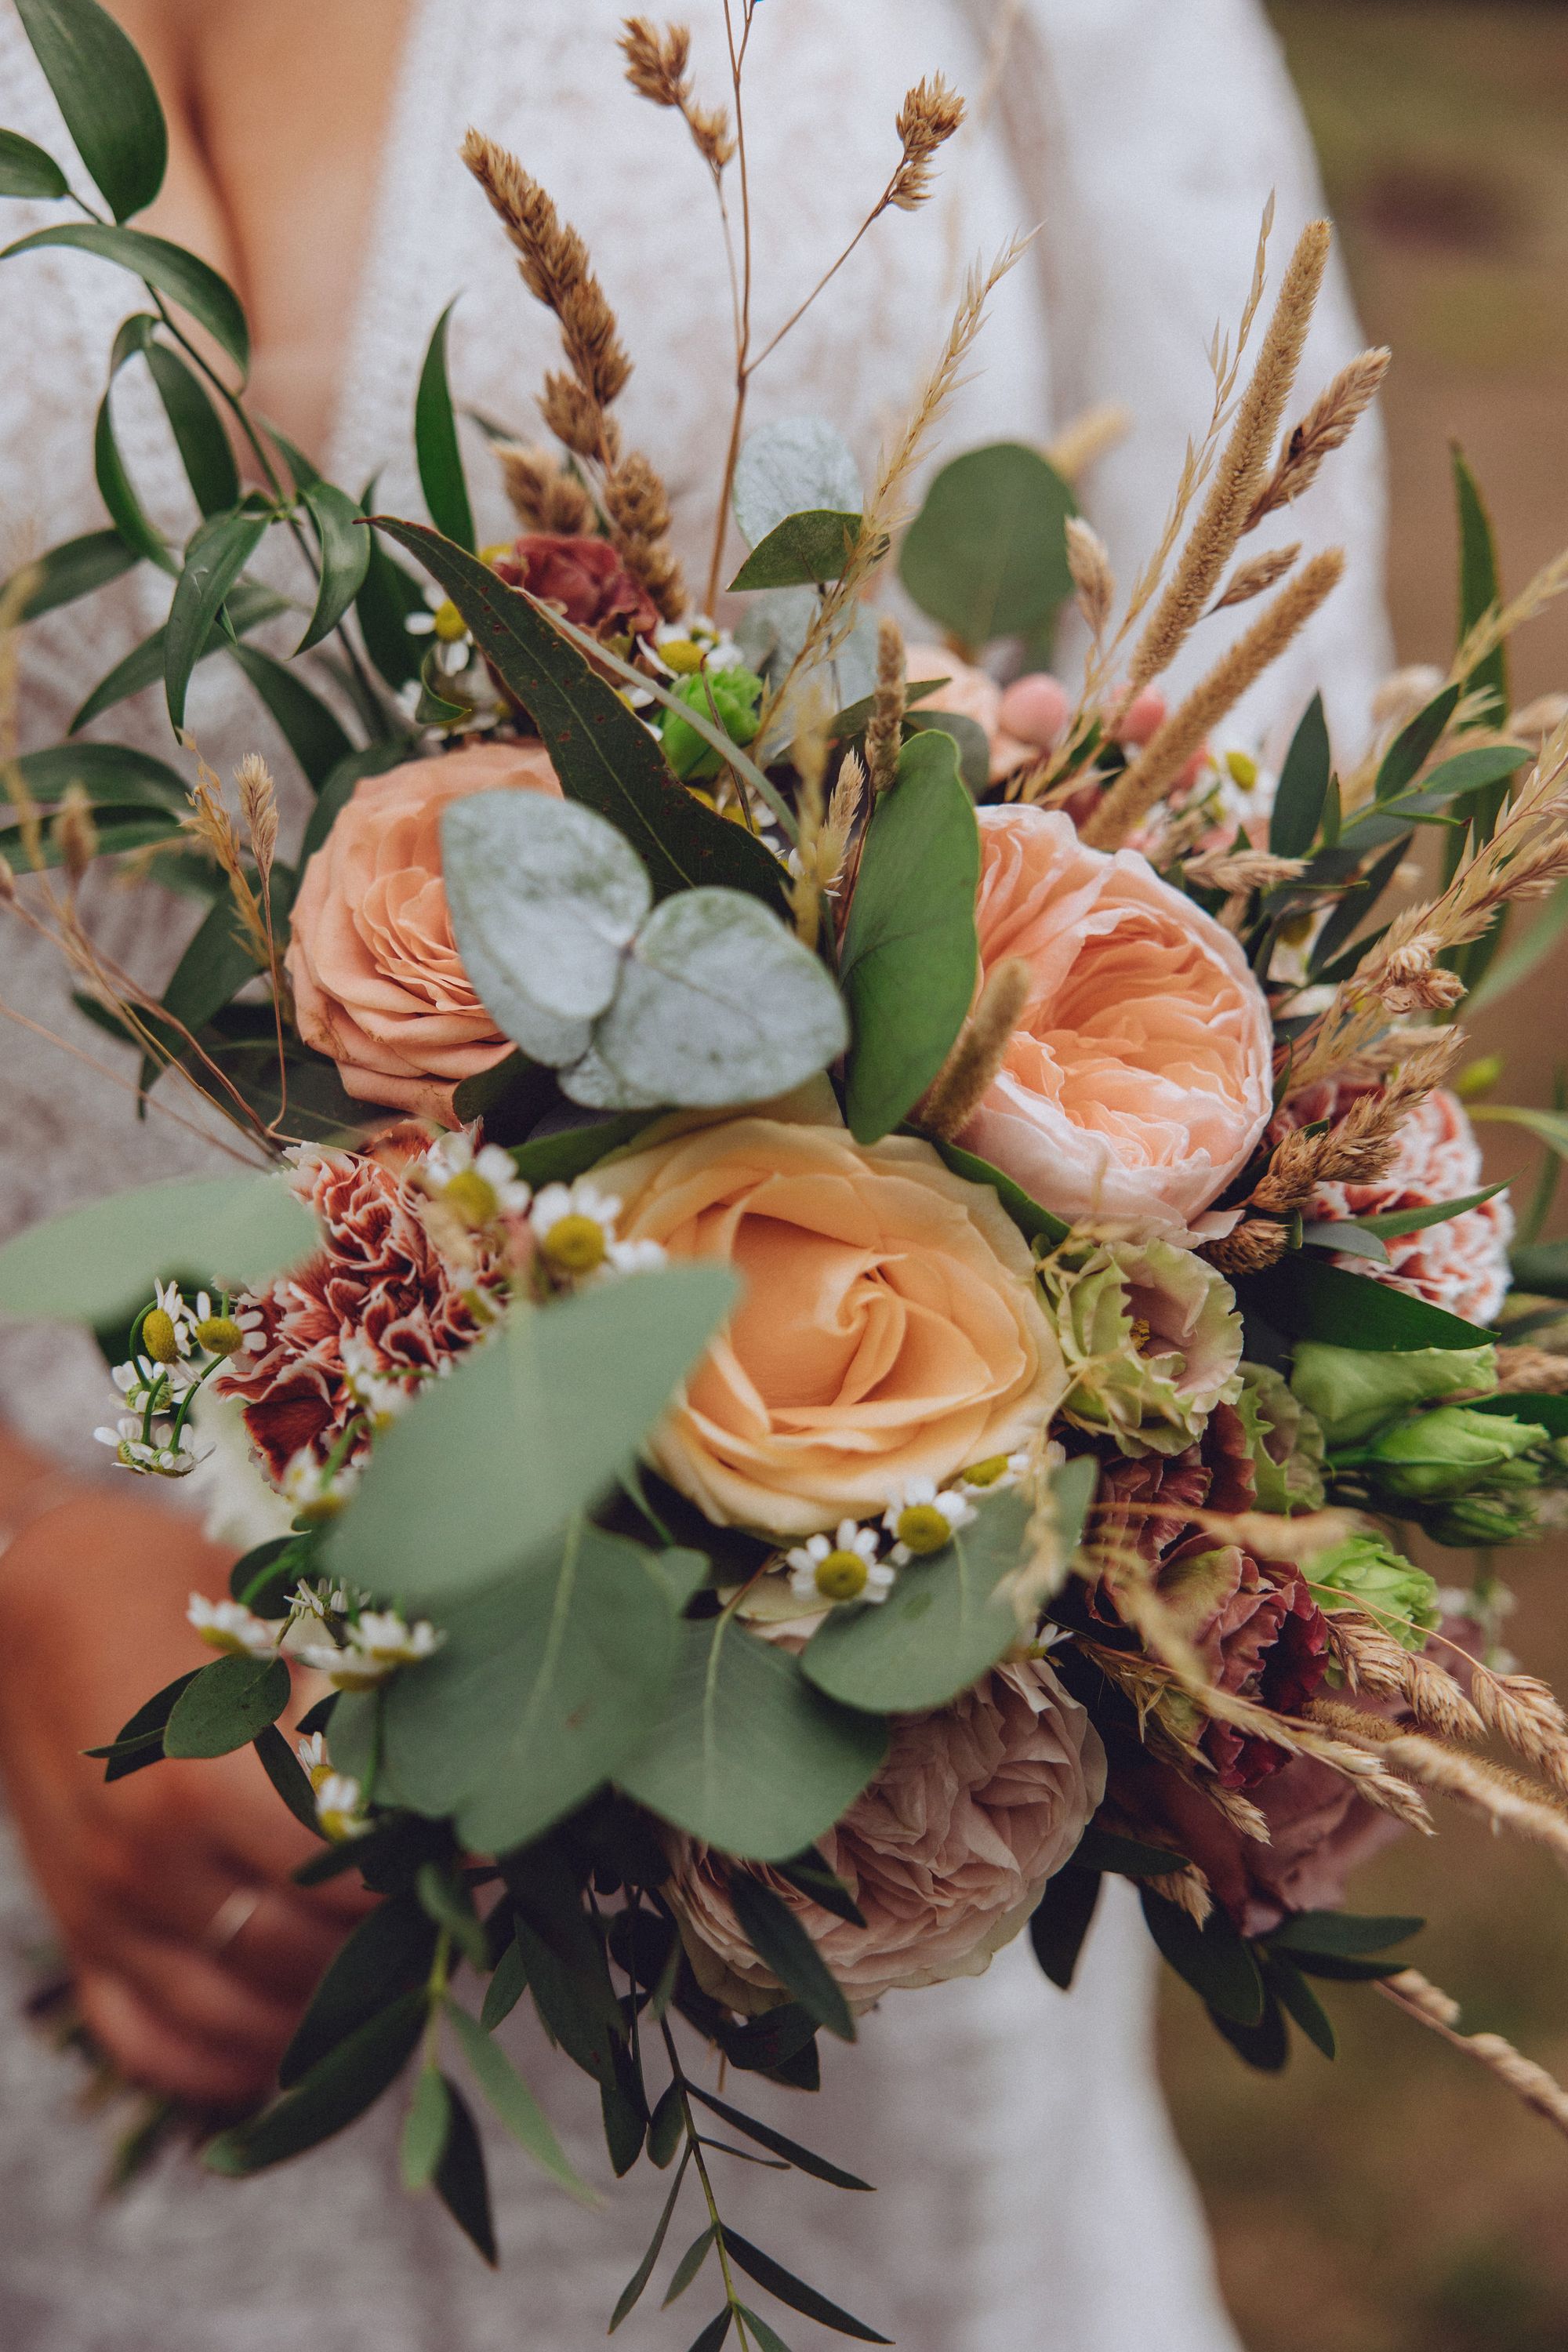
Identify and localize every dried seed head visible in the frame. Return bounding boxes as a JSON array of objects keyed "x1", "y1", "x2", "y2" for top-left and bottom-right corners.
[
  {"x1": 540, "y1": 372, "x2": 612, "y2": 461},
  {"x1": 0, "y1": 851, "x2": 13, "y2": 902},
  {"x1": 887, "y1": 75, "x2": 967, "y2": 211},
  {"x1": 52, "y1": 782, "x2": 97, "y2": 887},
  {"x1": 915, "y1": 958, "x2": 1032, "y2": 1139},
  {"x1": 1372, "y1": 664, "x2": 1446, "y2": 733},
  {"x1": 1246, "y1": 347, "x2": 1392, "y2": 531},
  {"x1": 1183, "y1": 846, "x2": 1306, "y2": 895},
  {"x1": 866, "y1": 614, "x2": 906, "y2": 795},
  {"x1": 234, "y1": 753, "x2": 278, "y2": 890},
  {"x1": 1509, "y1": 692, "x2": 1568, "y2": 744},
  {"x1": 1201, "y1": 1216, "x2": 1292, "y2": 1277},
  {"x1": 619, "y1": 16, "x2": 692, "y2": 107},
  {"x1": 1377, "y1": 935, "x2": 1466, "y2": 1014},
  {"x1": 461, "y1": 129, "x2": 631, "y2": 416},
  {"x1": 687, "y1": 103, "x2": 735, "y2": 171},
  {"x1": 1065, "y1": 516, "x2": 1115, "y2": 641},
  {"x1": 1211, "y1": 542, "x2": 1301, "y2": 615},
  {"x1": 497, "y1": 441, "x2": 595, "y2": 535}
]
